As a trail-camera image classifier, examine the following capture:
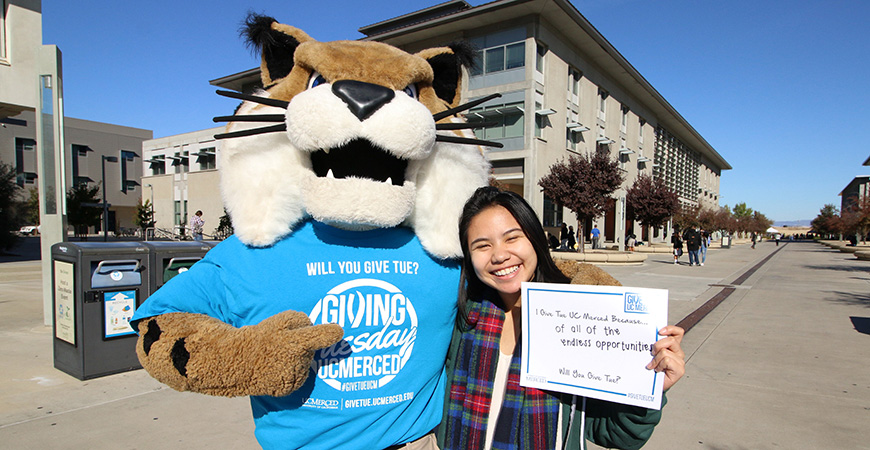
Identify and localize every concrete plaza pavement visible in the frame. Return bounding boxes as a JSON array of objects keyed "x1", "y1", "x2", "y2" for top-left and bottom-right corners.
[{"x1": 1, "y1": 237, "x2": 868, "y2": 449}]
